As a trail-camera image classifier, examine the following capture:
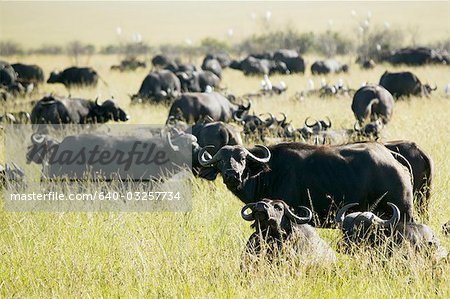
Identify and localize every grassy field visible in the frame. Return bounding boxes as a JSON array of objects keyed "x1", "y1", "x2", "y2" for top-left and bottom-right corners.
[{"x1": 0, "y1": 53, "x2": 449, "y2": 297}]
